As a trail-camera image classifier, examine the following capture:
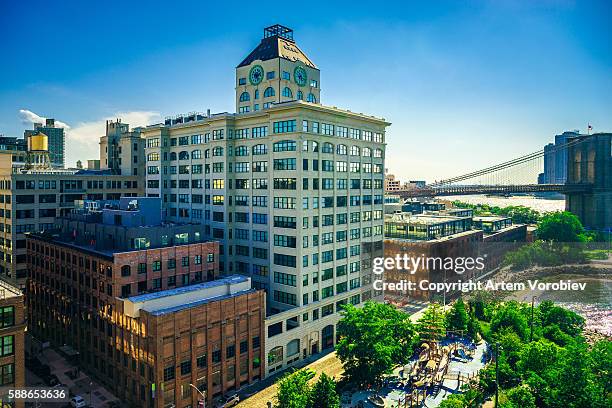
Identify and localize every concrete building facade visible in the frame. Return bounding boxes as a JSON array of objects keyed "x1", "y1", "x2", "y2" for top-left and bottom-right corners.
[
  {"x1": 99, "y1": 119, "x2": 145, "y2": 176},
  {"x1": 143, "y1": 25, "x2": 388, "y2": 373}
]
